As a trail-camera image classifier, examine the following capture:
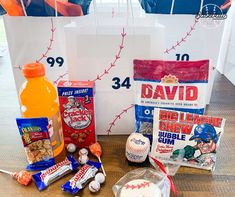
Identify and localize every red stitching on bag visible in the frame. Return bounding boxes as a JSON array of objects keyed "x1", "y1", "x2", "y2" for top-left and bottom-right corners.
[
  {"x1": 53, "y1": 73, "x2": 68, "y2": 85},
  {"x1": 164, "y1": 18, "x2": 199, "y2": 54},
  {"x1": 93, "y1": 28, "x2": 126, "y2": 82},
  {"x1": 36, "y1": 18, "x2": 55, "y2": 63},
  {"x1": 14, "y1": 18, "x2": 55, "y2": 70},
  {"x1": 106, "y1": 104, "x2": 134, "y2": 135}
]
